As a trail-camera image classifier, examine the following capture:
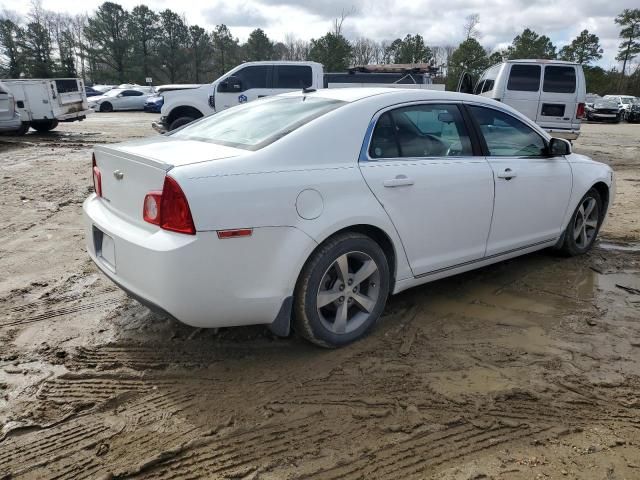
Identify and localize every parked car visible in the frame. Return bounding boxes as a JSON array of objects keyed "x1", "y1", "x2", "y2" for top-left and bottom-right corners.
[
  {"x1": 84, "y1": 88, "x2": 614, "y2": 347},
  {"x1": 144, "y1": 95, "x2": 163, "y2": 113},
  {"x1": 3, "y1": 78, "x2": 91, "y2": 133},
  {"x1": 85, "y1": 86, "x2": 101, "y2": 97},
  {"x1": 587, "y1": 98, "x2": 624, "y2": 123},
  {"x1": 585, "y1": 93, "x2": 600, "y2": 108},
  {"x1": 0, "y1": 80, "x2": 23, "y2": 134},
  {"x1": 88, "y1": 87, "x2": 155, "y2": 112},
  {"x1": 625, "y1": 98, "x2": 640, "y2": 123},
  {"x1": 458, "y1": 60, "x2": 586, "y2": 140},
  {"x1": 92, "y1": 84, "x2": 115, "y2": 93},
  {"x1": 603, "y1": 94, "x2": 636, "y2": 115}
]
